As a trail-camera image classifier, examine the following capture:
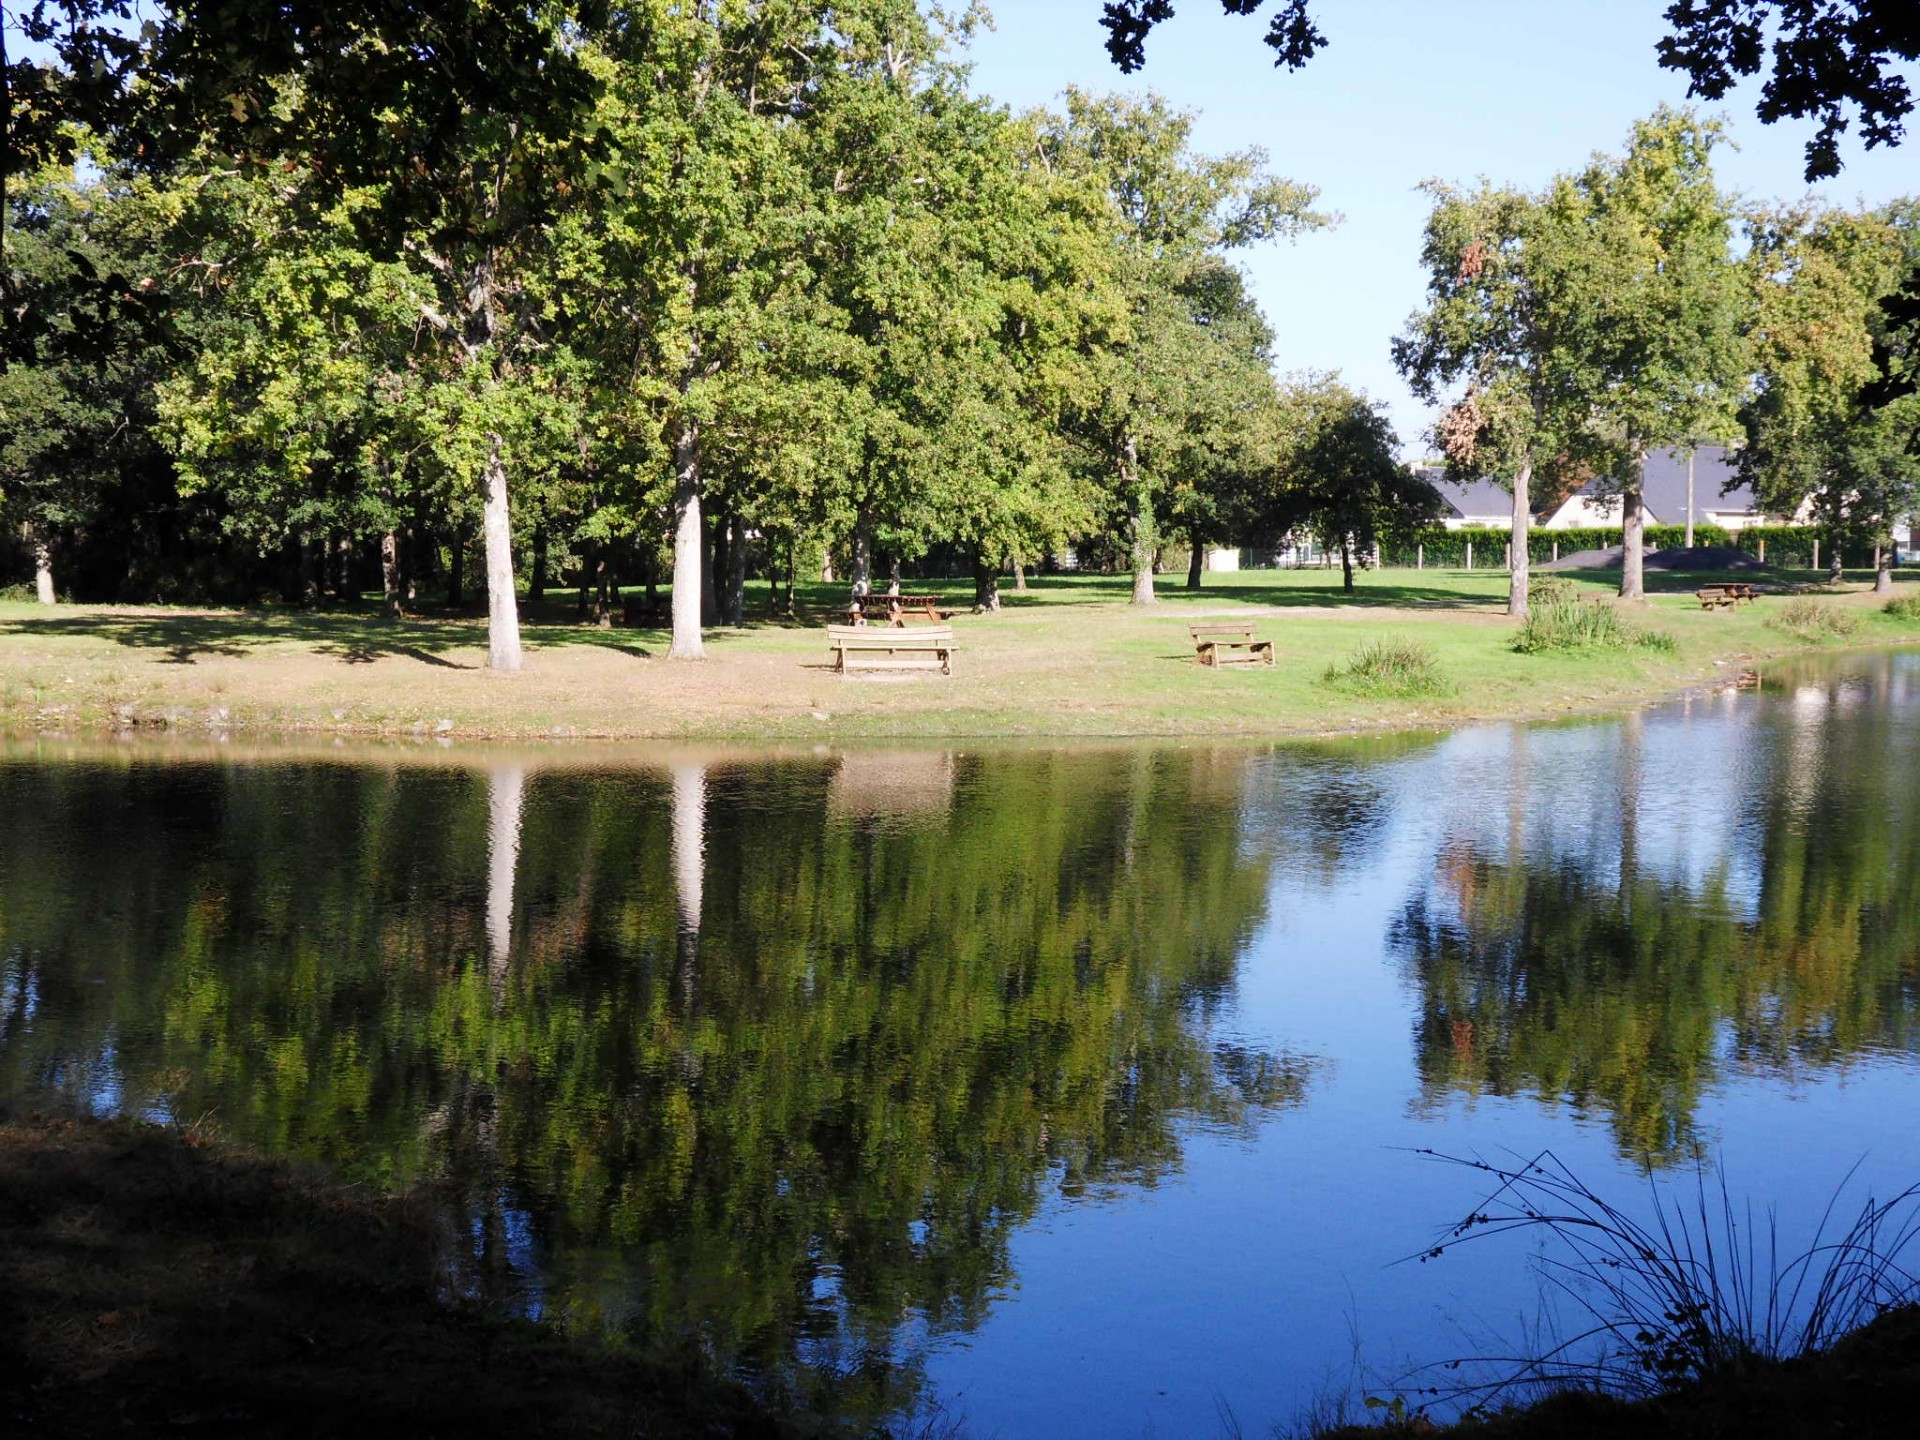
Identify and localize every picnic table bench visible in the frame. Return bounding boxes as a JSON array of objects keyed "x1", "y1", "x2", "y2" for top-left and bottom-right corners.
[
  {"x1": 1696, "y1": 582, "x2": 1759, "y2": 610},
  {"x1": 828, "y1": 623, "x2": 956, "y2": 675},
  {"x1": 841, "y1": 593, "x2": 958, "y2": 626},
  {"x1": 1189, "y1": 622, "x2": 1275, "y2": 668}
]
